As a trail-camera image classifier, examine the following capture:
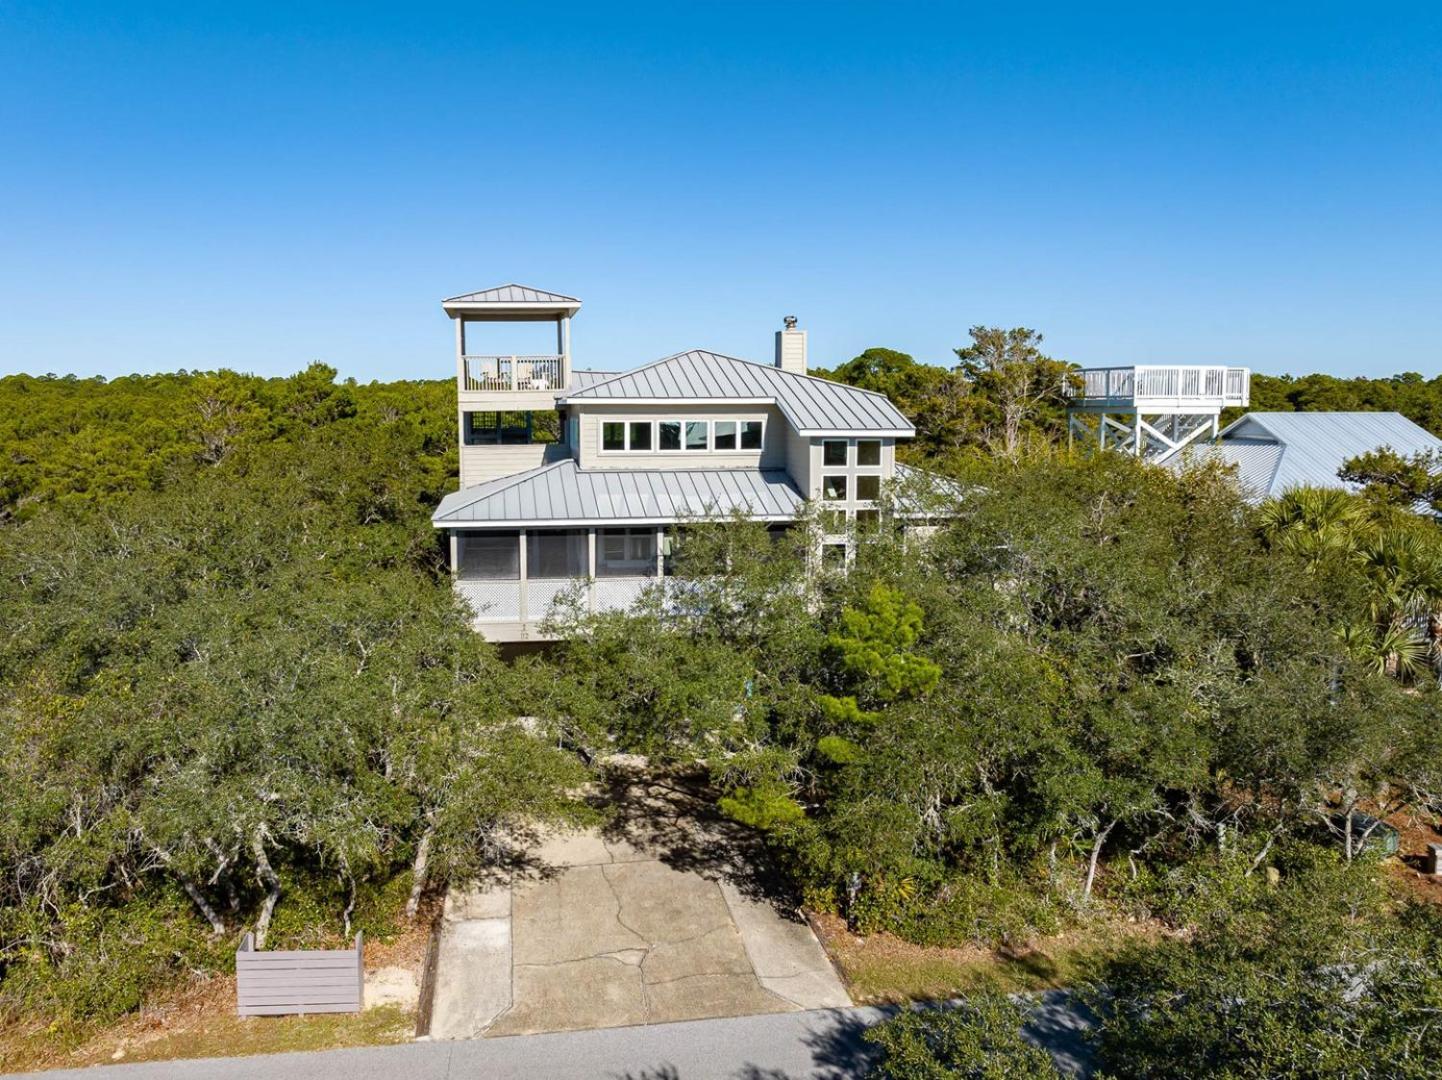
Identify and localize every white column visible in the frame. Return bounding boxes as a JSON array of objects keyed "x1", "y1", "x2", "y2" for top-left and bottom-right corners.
[
  {"x1": 455, "y1": 318, "x2": 466, "y2": 387},
  {"x1": 587, "y1": 528, "x2": 597, "y2": 613},
  {"x1": 518, "y1": 530, "x2": 529, "y2": 625},
  {"x1": 449, "y1": 532, "x2": 459, "y2": 577},
  {"x1": 561, "y1": 316, "x2": 572, "y2": 387}
]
